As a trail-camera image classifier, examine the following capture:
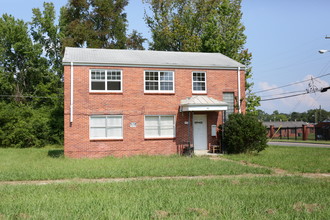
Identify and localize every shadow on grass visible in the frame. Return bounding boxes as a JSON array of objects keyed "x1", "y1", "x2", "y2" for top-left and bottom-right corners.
[{"x1": 48, "y1": 150, "x2": 64, "y2": 158}]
